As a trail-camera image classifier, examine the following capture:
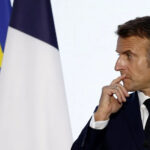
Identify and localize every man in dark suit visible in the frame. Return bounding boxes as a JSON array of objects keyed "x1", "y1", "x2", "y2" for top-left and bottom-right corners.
[{"x1": 71, "y1": 16, "x2": 150, "y2": 150}]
